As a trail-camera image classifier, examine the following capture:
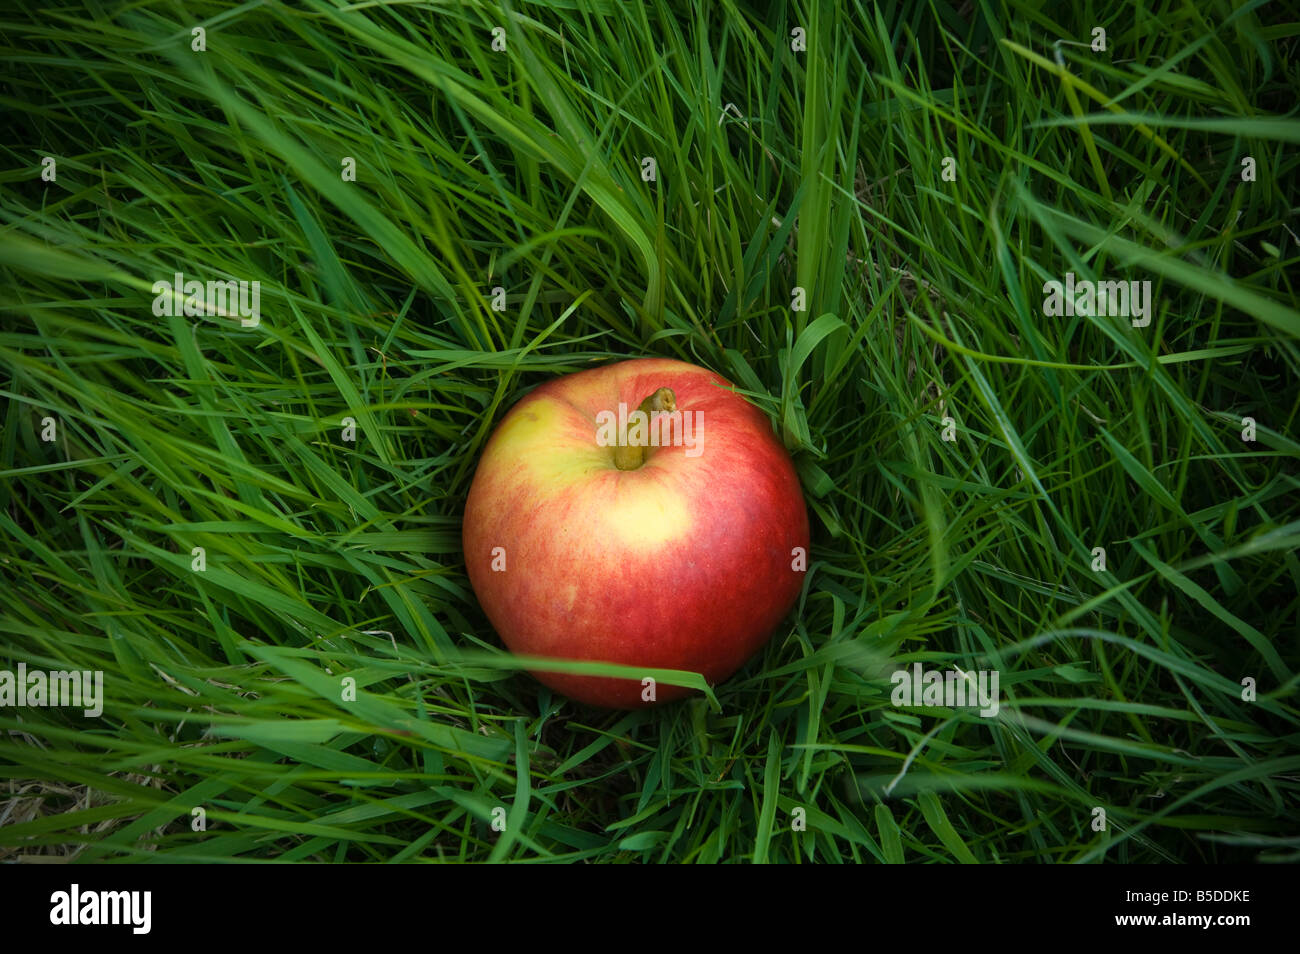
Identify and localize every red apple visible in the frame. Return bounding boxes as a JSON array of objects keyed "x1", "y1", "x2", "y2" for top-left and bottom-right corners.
[{"x1": 462, "y1": 357, "x2": 809, "y2": 707}]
